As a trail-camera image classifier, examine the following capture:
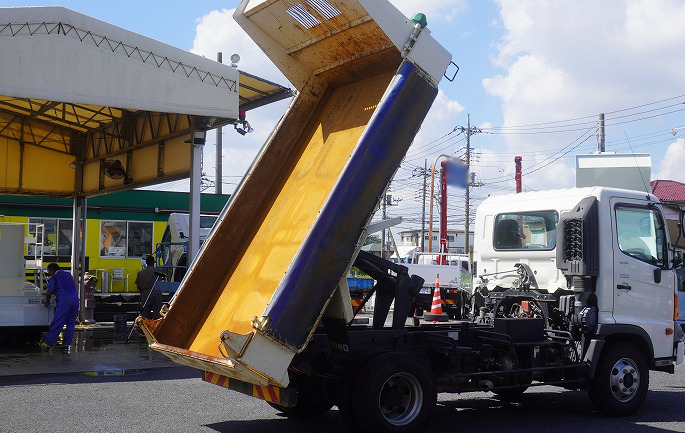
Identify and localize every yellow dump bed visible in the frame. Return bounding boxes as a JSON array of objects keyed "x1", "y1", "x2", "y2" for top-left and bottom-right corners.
[{"x1": 138, "y1": 0, "x2": 452, "y2": 388}]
